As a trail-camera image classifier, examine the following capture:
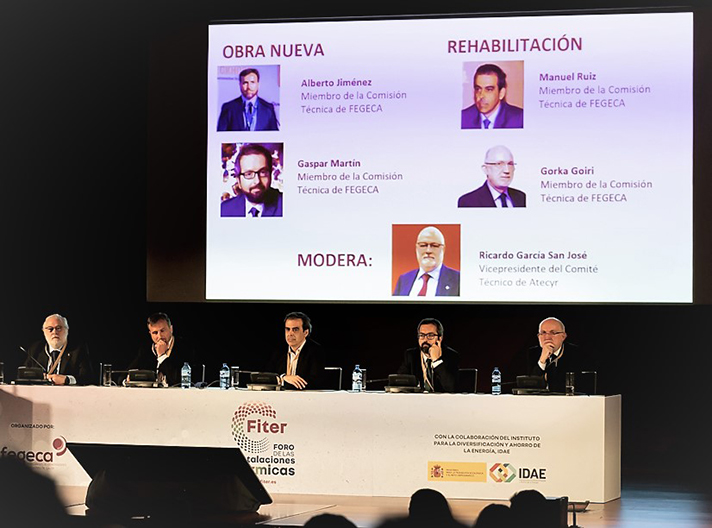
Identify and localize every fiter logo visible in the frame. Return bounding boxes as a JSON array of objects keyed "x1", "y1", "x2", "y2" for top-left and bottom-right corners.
[
  {"x1": 489, "y1": 463, "x2": 517, "y2": 483},
  {"x1": 231, "y1": 402, "x2": 288, "y2": 454}
]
